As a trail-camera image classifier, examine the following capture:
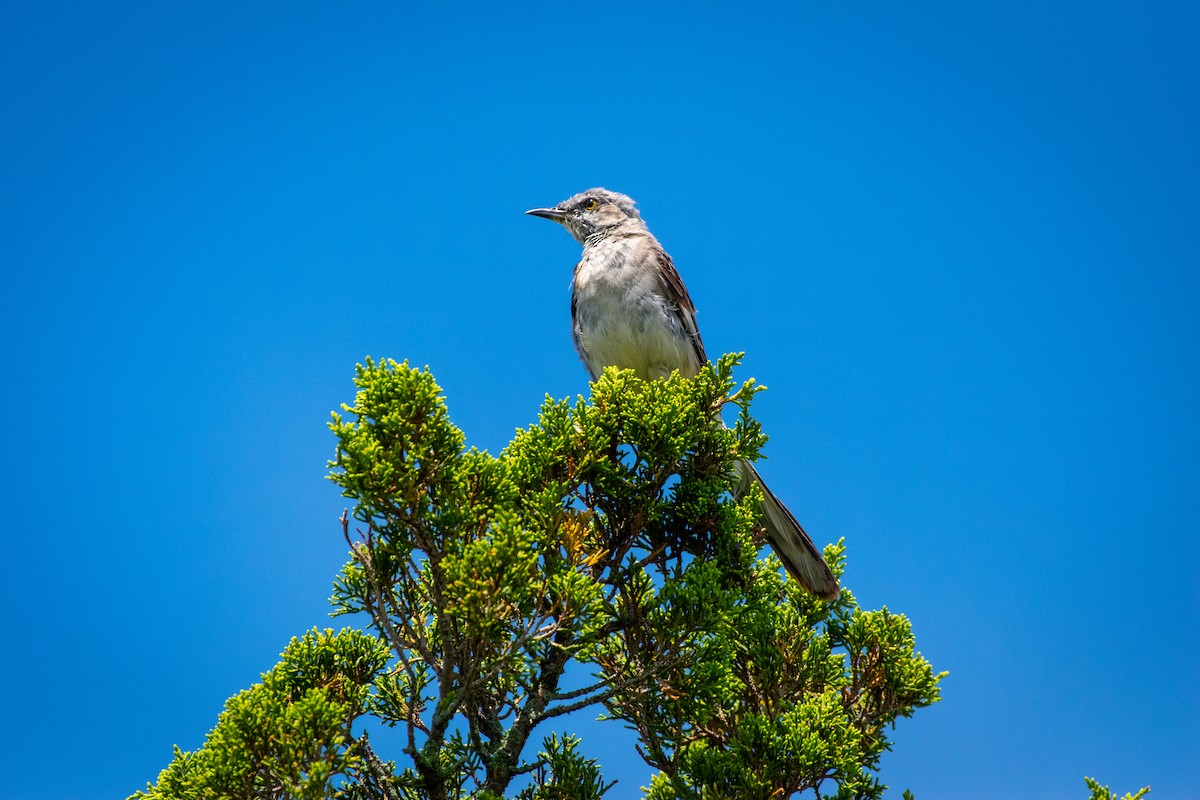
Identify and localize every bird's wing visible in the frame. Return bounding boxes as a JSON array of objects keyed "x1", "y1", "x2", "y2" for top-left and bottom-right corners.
[
  {"x1": 655, "y1": 248, "x2": 707, "y2": 368},
  {"x1": 569, "y1": 264, "x2": 593, "y2": 377}
]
